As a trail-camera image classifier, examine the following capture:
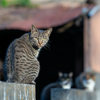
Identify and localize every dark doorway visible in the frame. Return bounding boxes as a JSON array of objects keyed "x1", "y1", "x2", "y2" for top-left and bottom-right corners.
[
  {"x1": 0, "y1": 21, "x2": 83, "y2": 100},
  {"x1": 37, "y1": 23, "x2": 84, "y2": 100}
]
